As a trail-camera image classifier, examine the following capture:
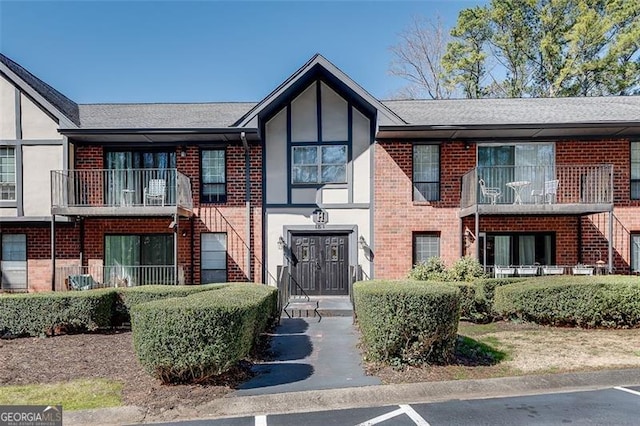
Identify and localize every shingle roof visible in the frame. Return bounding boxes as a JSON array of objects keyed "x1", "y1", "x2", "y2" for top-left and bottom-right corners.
[
  {"x1": 382, "y1": 97, "x2": 640, "y2": 126},
  {"x1": 0, "y1": 53, "x2": 80, "y2": 126},
  {"x1": 78, "y1": 102, "x2": 256, "y2": 128}
]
